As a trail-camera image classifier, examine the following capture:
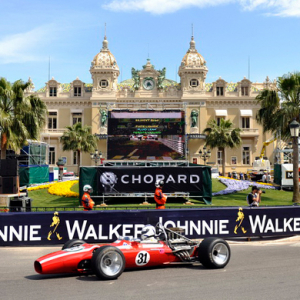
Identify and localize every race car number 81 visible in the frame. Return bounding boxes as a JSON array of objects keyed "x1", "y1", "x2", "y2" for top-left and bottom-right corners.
[{"x1": 135, "y1": 251, "x2": 150, "y2": 266}]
